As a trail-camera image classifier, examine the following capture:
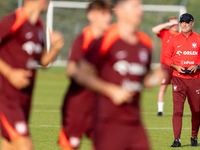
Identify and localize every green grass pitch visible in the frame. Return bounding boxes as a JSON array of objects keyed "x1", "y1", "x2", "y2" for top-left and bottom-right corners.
[{"x1": 0, "y1": 67, "x2": 198, "y2": 149}]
